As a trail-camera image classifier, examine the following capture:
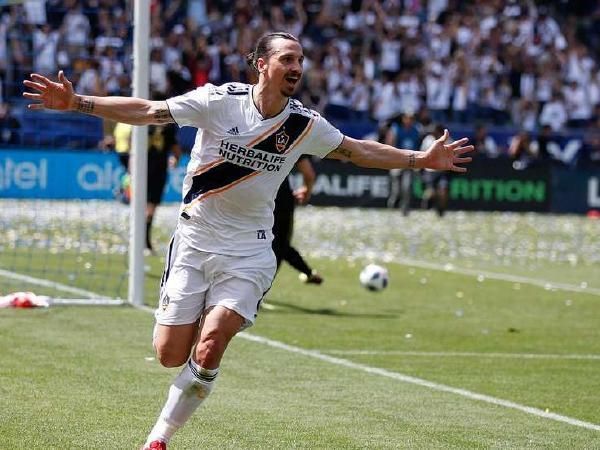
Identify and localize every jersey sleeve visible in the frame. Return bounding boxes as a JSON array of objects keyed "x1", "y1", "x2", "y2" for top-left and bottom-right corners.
[
  {"x1": 305, "y1": 113, "x2": 344, "y2": 158},
  {"x1": 166, "y1": 84, "x2": 212, "y2": 129}
]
